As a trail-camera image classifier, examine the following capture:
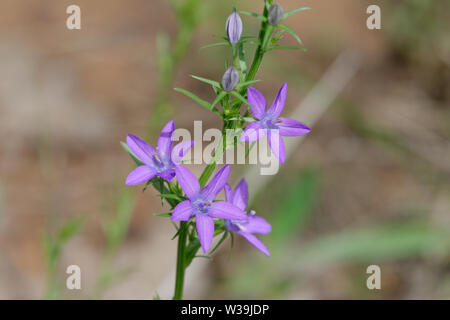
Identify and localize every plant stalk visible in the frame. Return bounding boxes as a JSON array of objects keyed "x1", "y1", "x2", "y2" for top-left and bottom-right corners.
[{"x1": 173, "y1": 221, "x2": 188, "y2": 300}]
